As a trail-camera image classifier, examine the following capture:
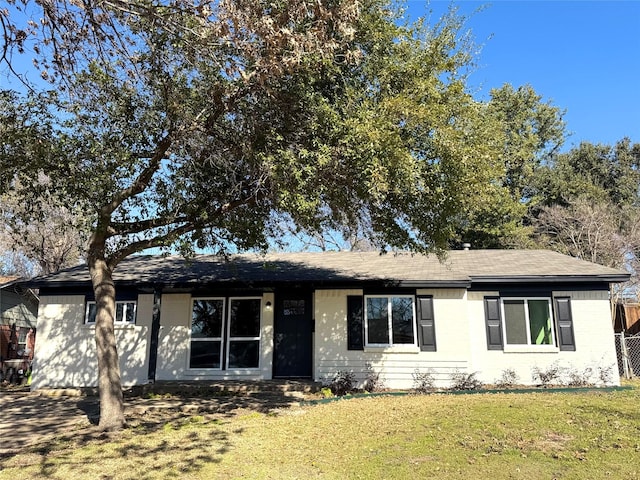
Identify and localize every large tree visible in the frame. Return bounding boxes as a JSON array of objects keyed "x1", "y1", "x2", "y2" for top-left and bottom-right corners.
[
  {"x1": 454, "y1": 84, "x2": 566, "y2": 248},
  {"x1": 530, "y1": 139, "x2": 640, "y2": 301},
  {"x1": 0, "y1": 188, "x2": 87, "y2": 276},
  {"x1": 2, "y1": 1, "x2": 505, "y2": 429},
  {"x1": 533, "y1": 138, "x2": 640, "y2": 208},
  {"x1": 0, "y1": 90, "x2": 87, "y2": 276},
  {"x1": 533, "y1": 197, "x2": 640, "y2": 302}
]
